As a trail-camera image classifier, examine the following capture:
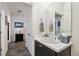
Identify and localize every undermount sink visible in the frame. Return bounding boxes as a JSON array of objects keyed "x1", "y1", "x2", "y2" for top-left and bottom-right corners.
[{"x1": 41, "y1": 37, "x2": 59, "y2": 44}]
